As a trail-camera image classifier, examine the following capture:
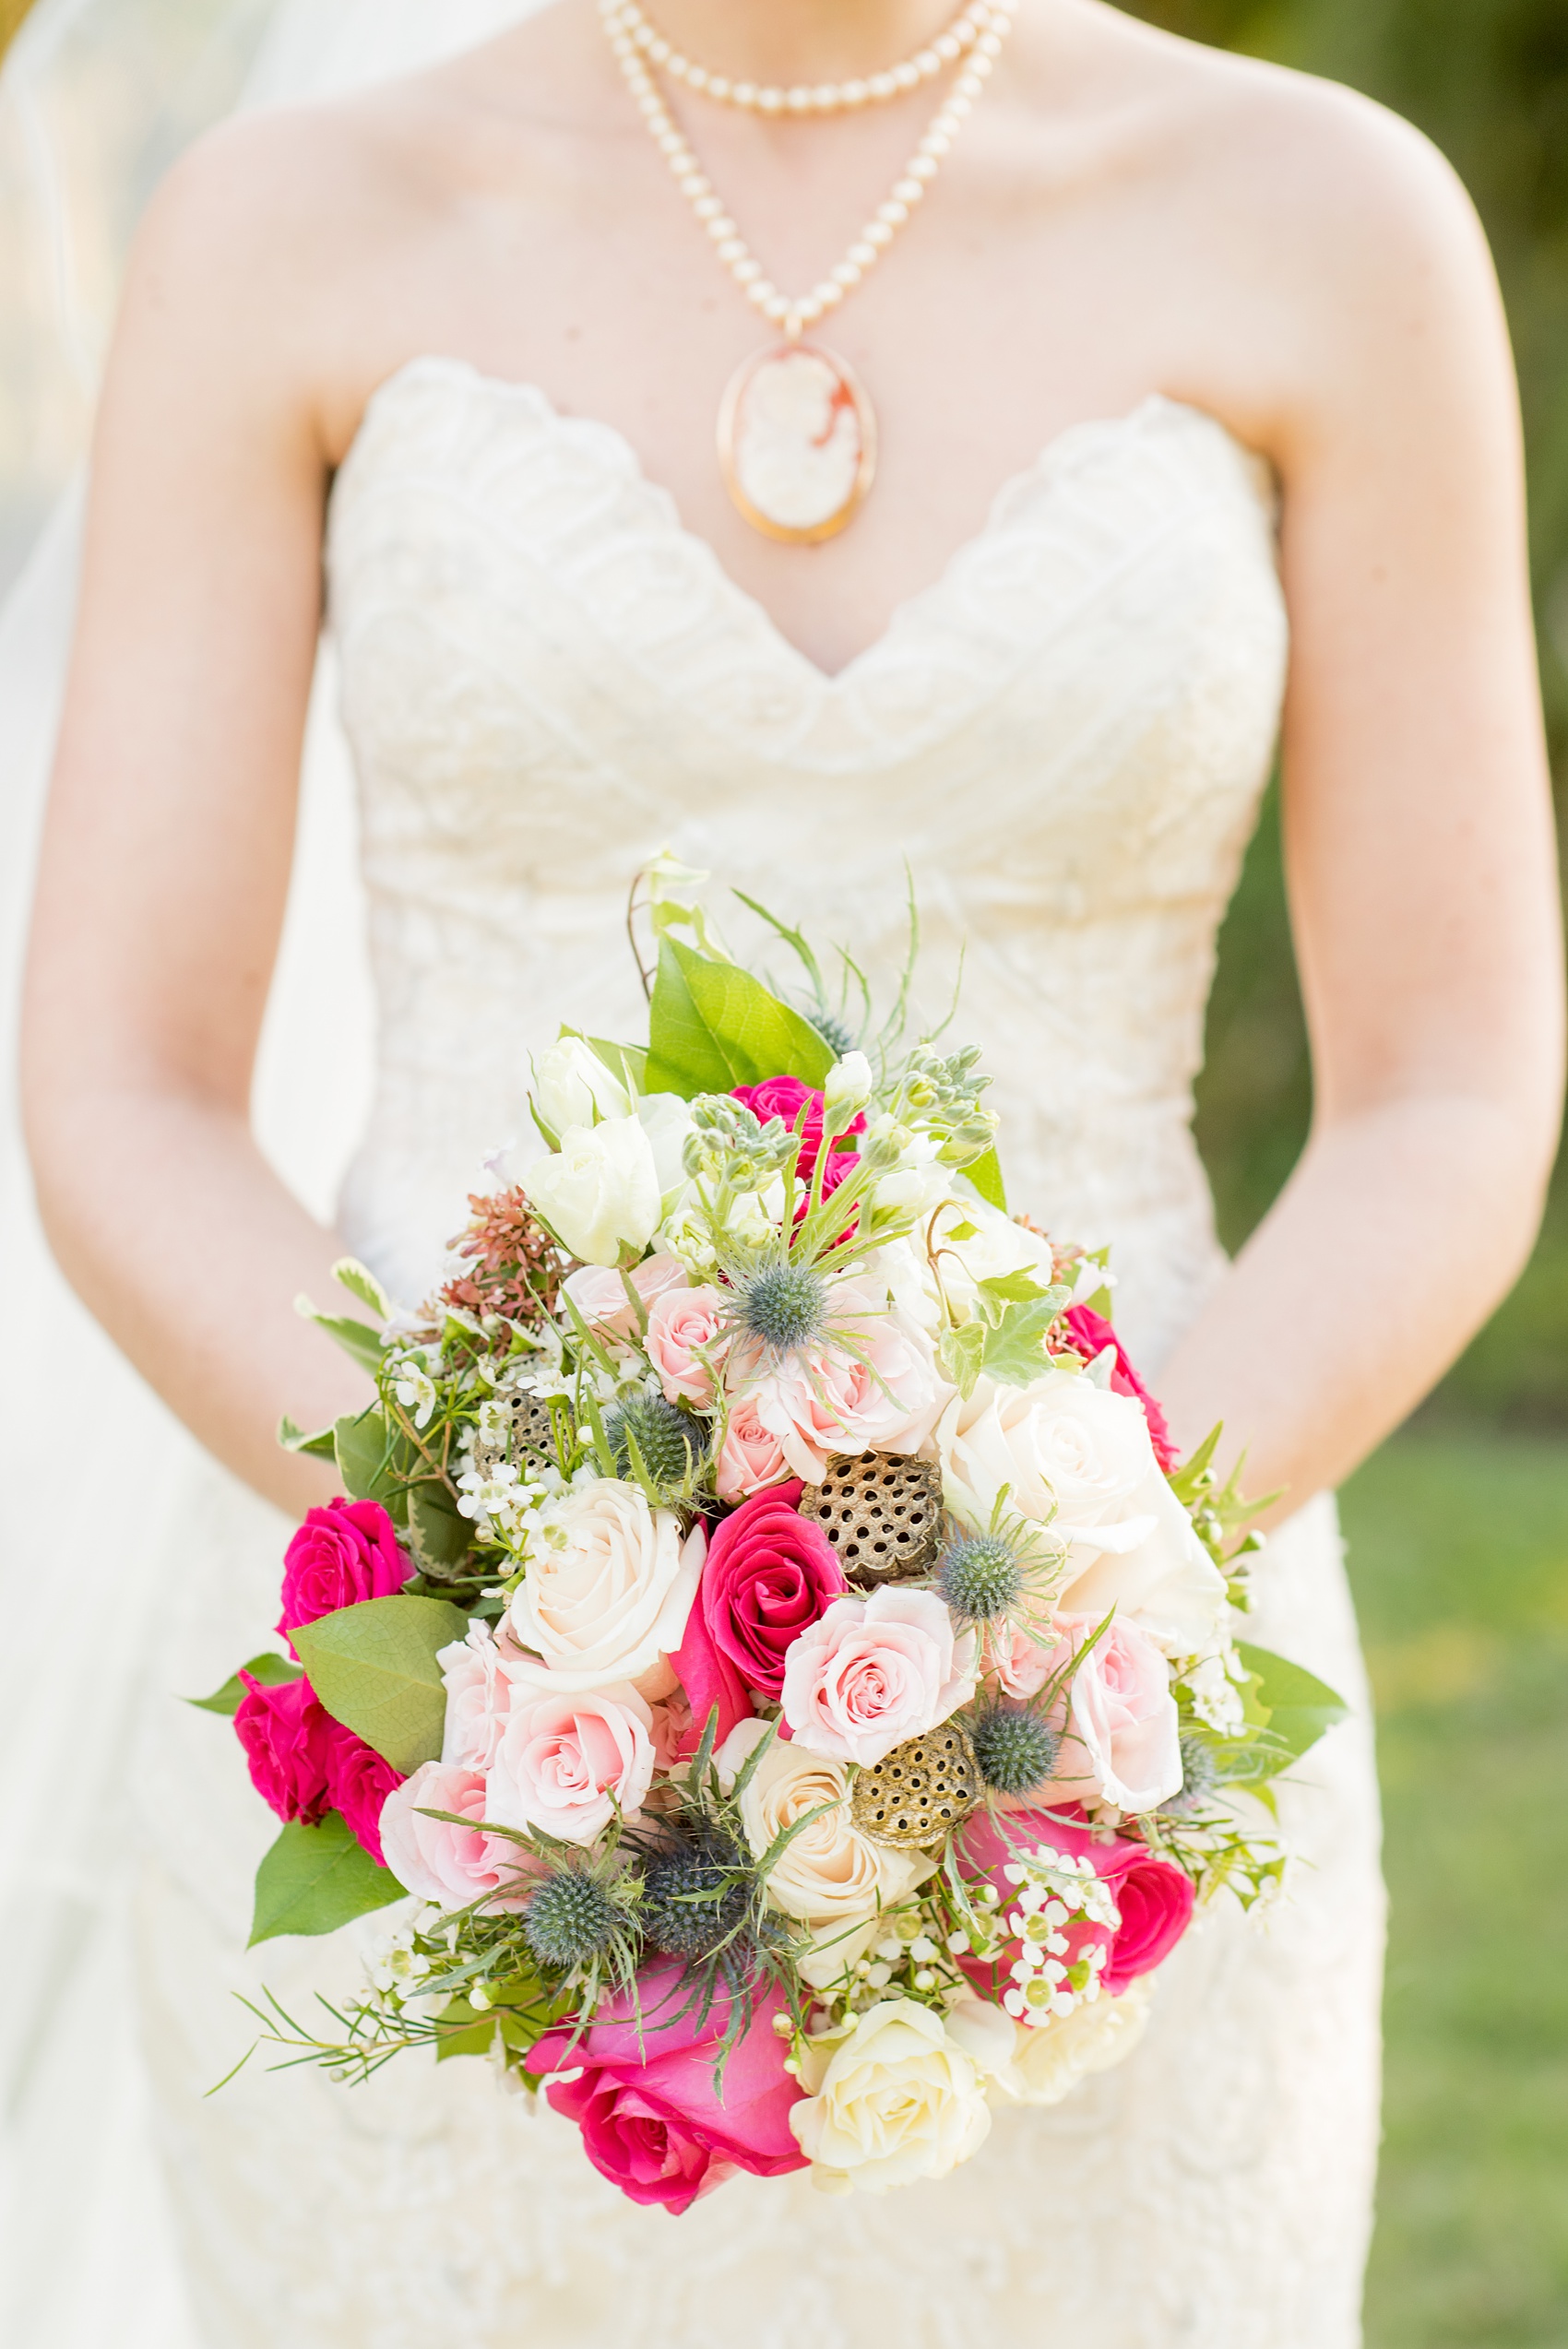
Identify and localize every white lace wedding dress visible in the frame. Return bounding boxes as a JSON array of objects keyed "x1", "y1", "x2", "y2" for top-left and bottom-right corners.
[{"x1": 127, "y1": 360, "x2": 1385, "y2": 2349}]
